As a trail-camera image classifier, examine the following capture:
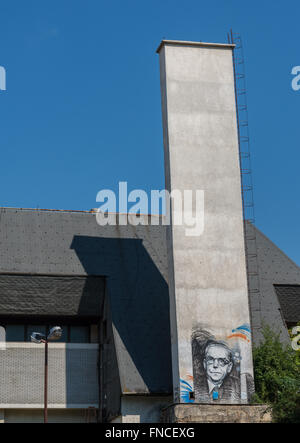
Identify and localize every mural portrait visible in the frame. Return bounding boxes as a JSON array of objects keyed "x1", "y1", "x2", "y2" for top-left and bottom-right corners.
[{"x1": 191, "y1": 327, "x2": 254, "y2": 404}]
